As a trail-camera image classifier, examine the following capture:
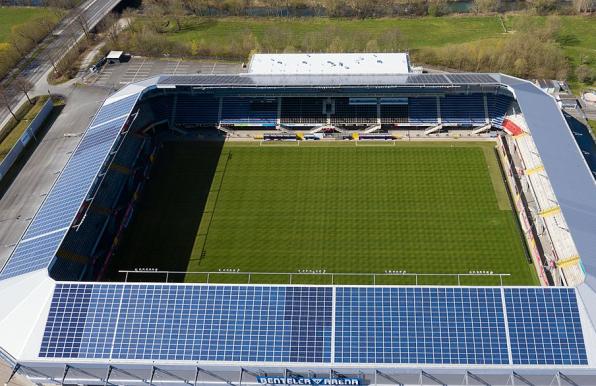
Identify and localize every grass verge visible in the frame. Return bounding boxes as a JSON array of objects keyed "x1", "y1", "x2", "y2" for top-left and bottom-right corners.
[{"x1": 0, "y1": 96, "x2": 50, "y2": 162}]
